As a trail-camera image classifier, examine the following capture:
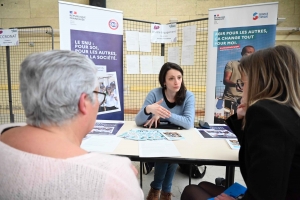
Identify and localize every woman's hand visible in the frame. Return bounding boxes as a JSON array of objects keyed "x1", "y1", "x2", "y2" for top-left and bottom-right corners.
[
  {"x1": 144, "y1": 115, "x2": 160, "y2": 128},
  {"x1": 146, "y1": 99, "x2": 171, "y2": 119},
  {"x1": 215, "y1": 193, "x2": 235, "y2": 200}
]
